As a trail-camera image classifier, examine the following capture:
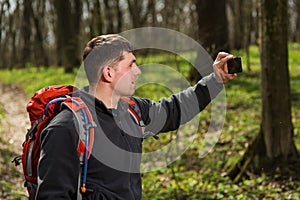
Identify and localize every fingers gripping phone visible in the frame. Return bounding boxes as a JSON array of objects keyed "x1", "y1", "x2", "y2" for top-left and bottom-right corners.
[{"x1": 227, "y1": 57, "x2": 243, "y2": 74}]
